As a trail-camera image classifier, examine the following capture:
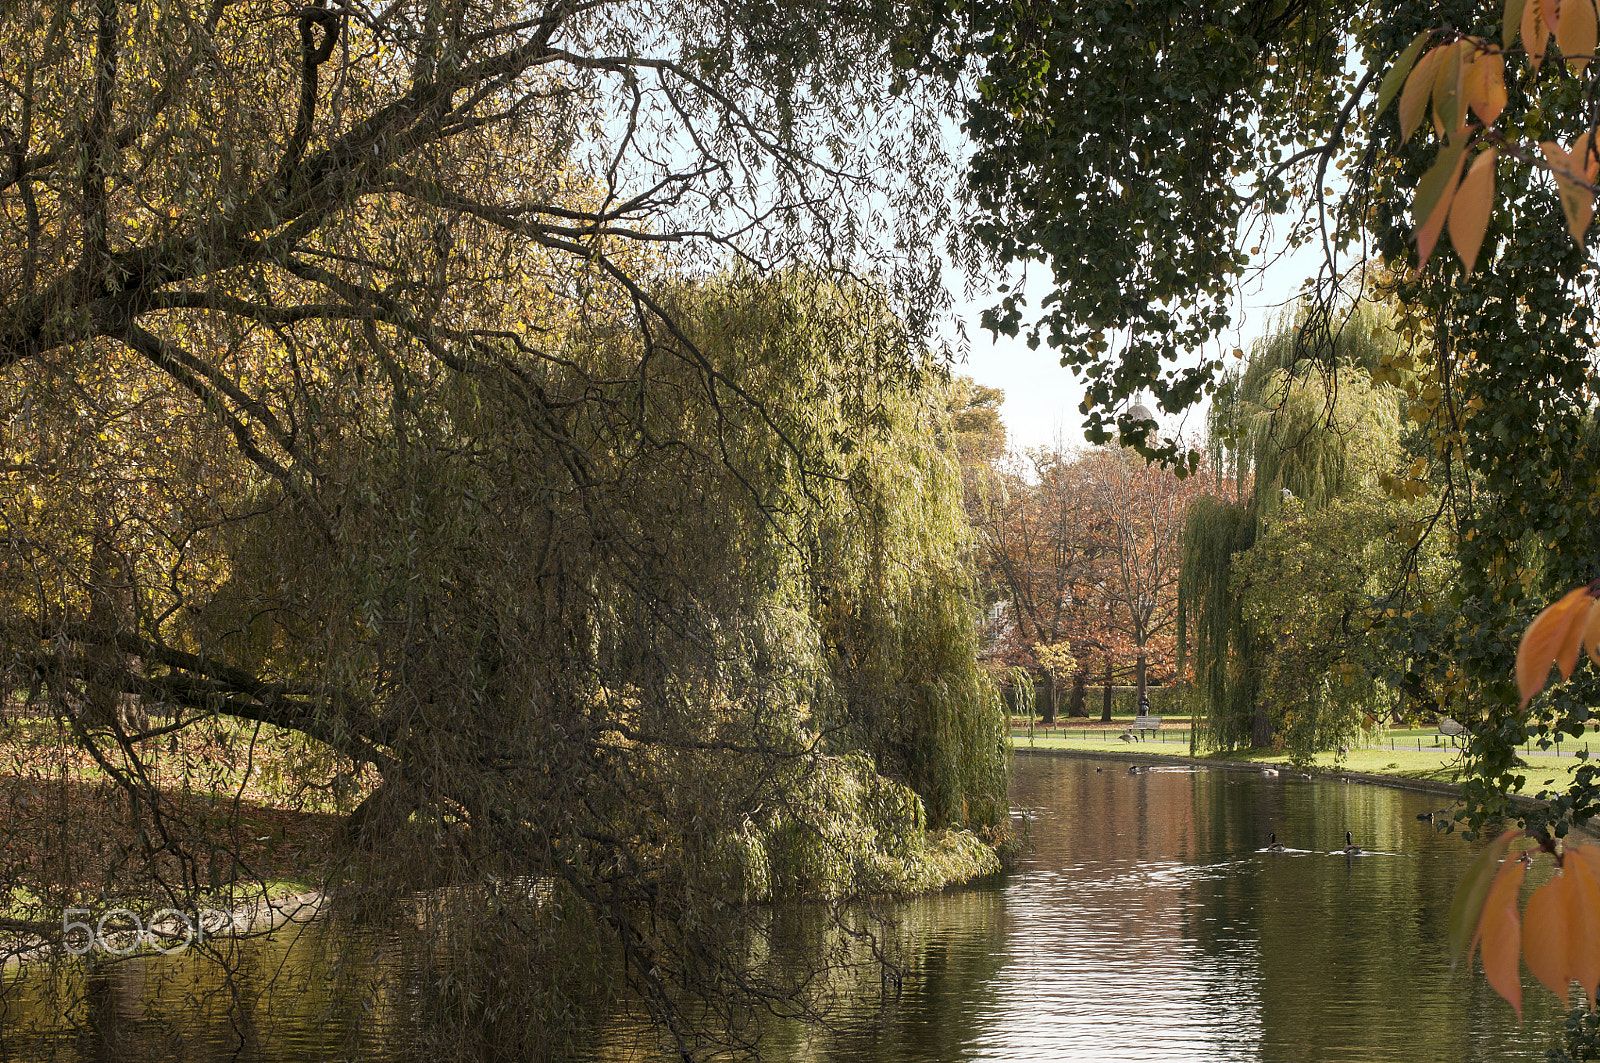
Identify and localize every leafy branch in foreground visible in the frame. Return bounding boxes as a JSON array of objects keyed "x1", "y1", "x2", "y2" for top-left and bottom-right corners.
[{"x1": 1379, "y1": 0, "x2": 1600, "y2": 273}]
